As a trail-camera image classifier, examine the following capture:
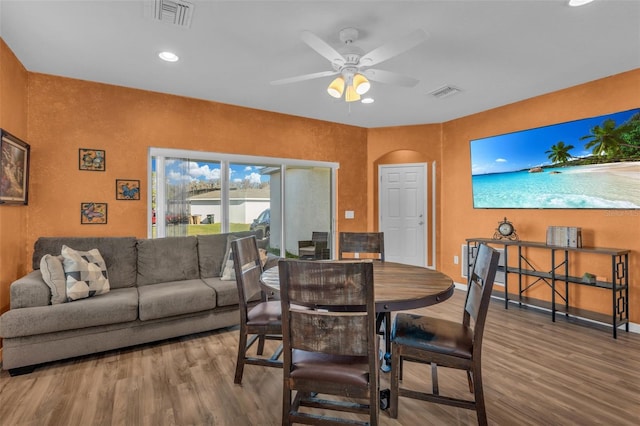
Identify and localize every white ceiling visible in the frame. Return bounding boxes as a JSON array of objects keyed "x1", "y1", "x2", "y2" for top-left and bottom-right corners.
[{"x1": 1, "y1": 0, "x2": 639, "y2": 128}]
